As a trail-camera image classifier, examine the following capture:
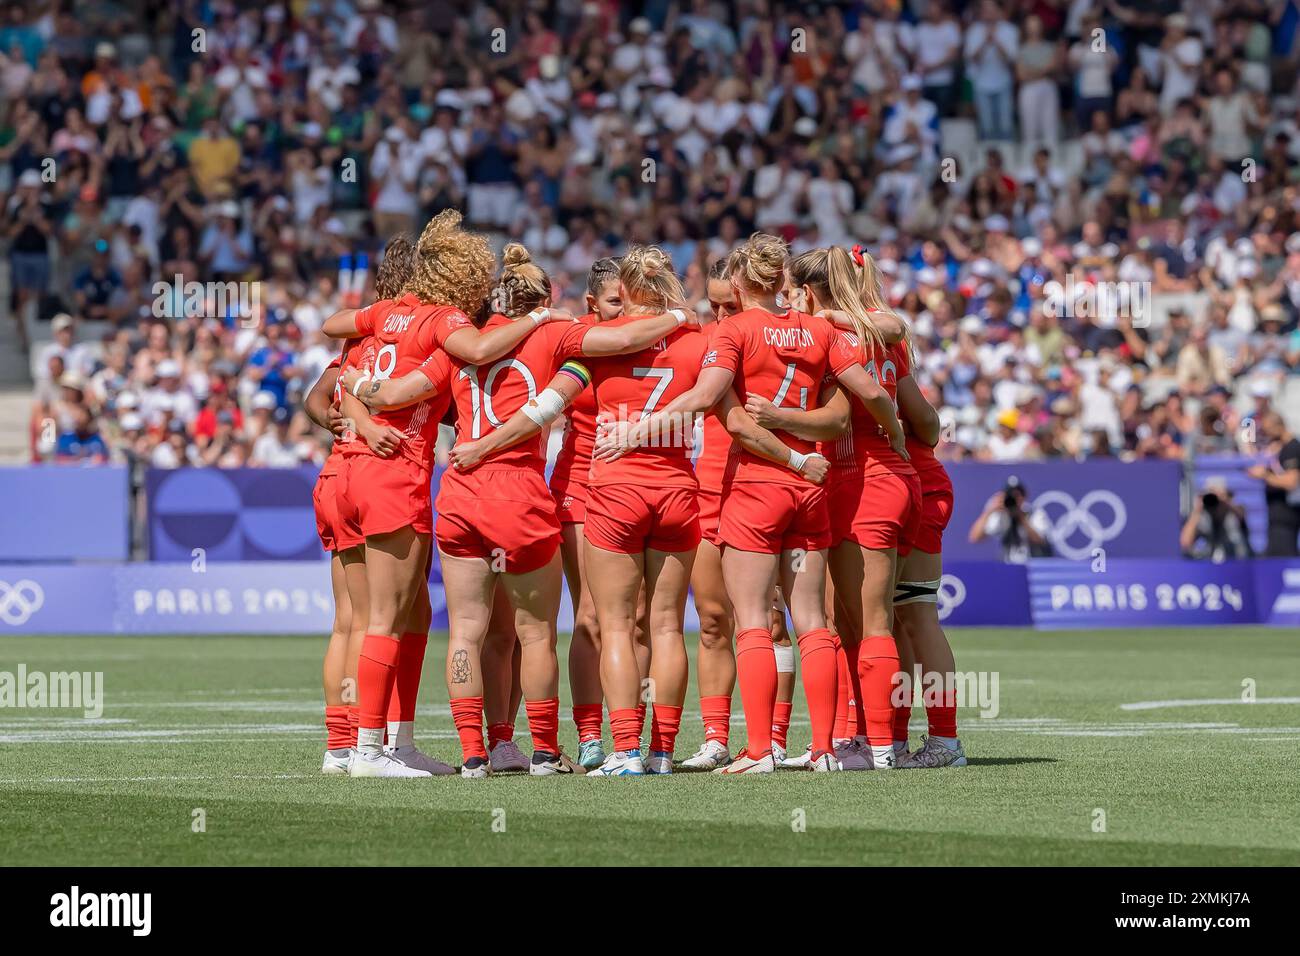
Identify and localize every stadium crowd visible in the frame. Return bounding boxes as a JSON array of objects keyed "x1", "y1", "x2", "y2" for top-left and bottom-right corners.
[{"x1": 5, "y1": 0, "x2": 1300, "y2": 474}]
